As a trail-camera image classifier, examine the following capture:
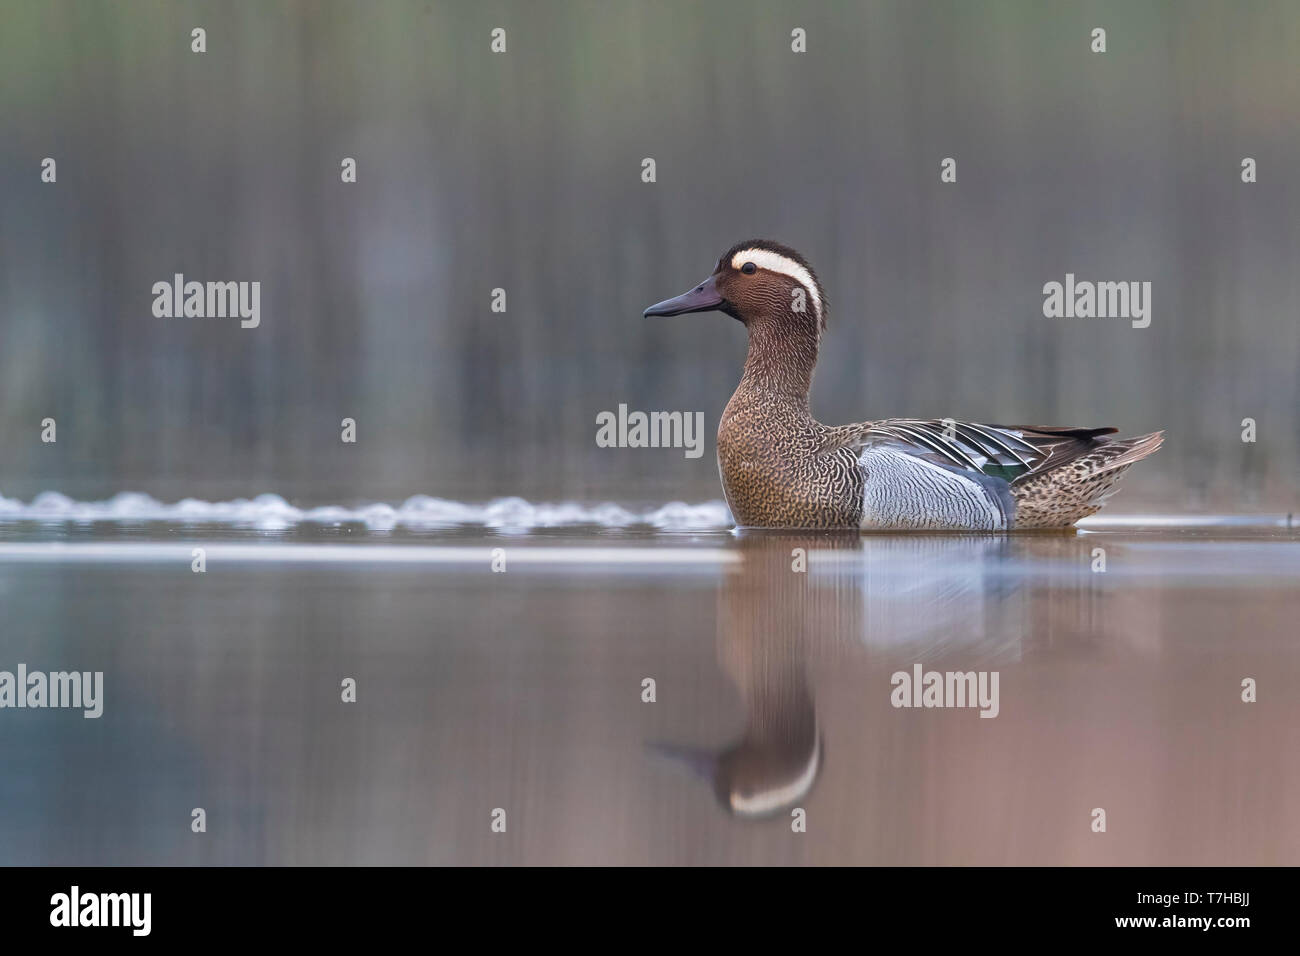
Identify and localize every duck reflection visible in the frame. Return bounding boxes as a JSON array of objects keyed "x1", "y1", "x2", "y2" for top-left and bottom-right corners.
[
  {"x1": 653, "y1": 531, "x2": 1098, "y2": 820},
  {"x1": 651, "y1": 532, "x2": 852, "y2": 819}
]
